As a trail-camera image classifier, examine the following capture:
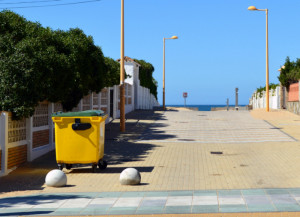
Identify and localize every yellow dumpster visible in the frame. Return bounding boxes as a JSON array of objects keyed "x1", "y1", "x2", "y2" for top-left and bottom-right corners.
[{"x1": 52, "y1": 110, "x2": 108, "y2": 172}]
